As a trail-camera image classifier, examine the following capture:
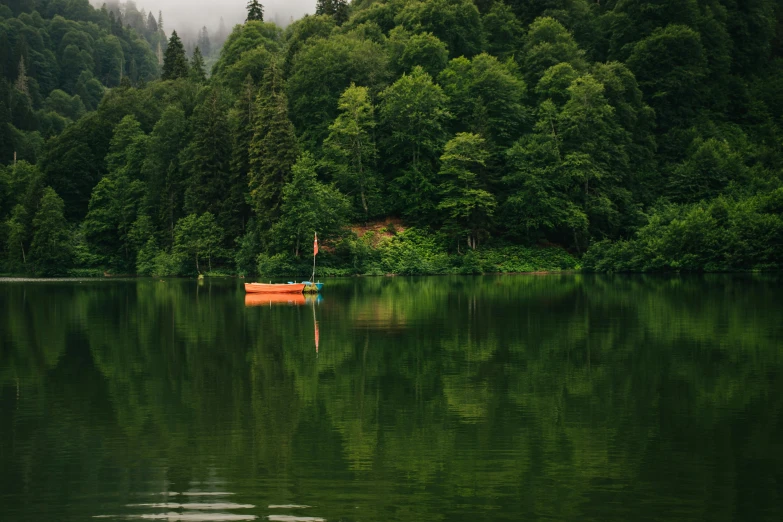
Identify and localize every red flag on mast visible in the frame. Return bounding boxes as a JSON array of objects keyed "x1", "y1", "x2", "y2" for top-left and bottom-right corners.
[{"x1": 313, "y1": 232, "x2": 319, "y2": 256}]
